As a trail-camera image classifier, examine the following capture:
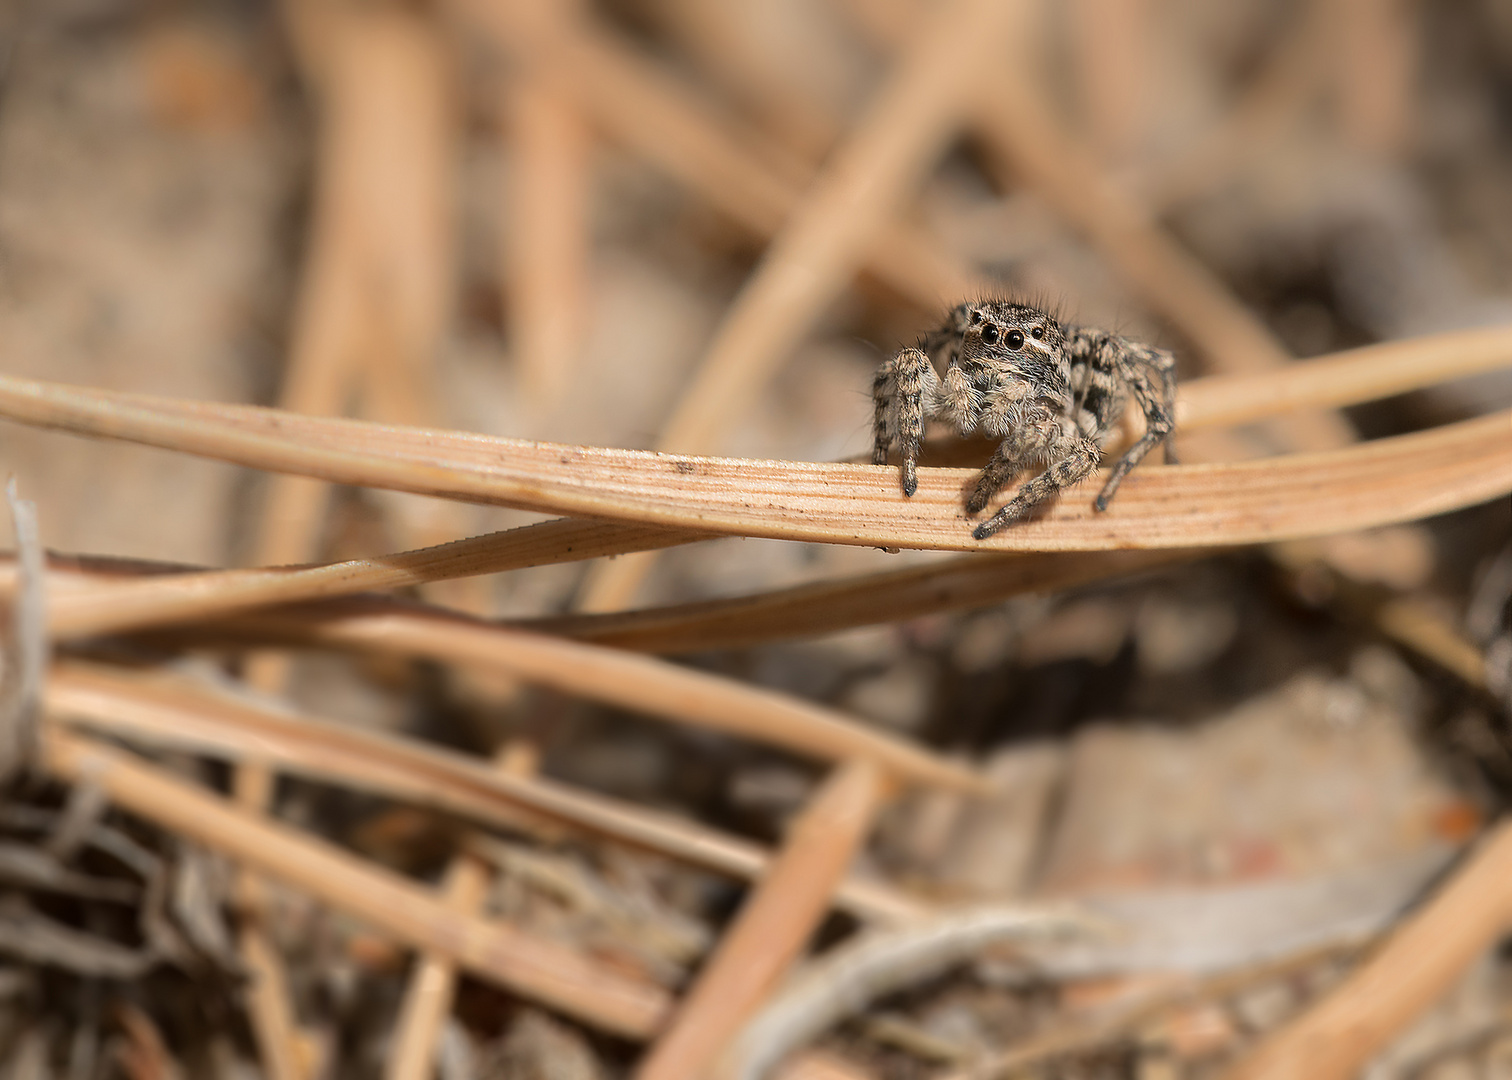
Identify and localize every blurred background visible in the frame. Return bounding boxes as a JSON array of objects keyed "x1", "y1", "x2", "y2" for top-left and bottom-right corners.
[{"x1": 3, "y1": 0, "x2": 1512, "y2": 1077}]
